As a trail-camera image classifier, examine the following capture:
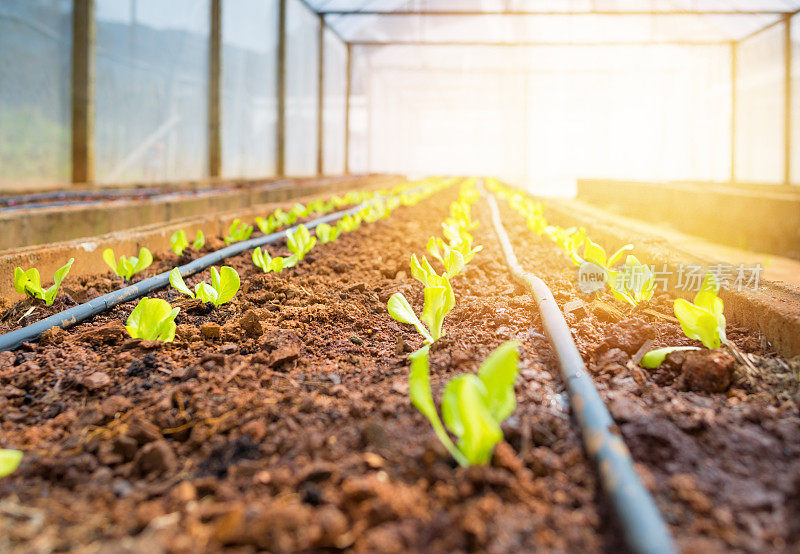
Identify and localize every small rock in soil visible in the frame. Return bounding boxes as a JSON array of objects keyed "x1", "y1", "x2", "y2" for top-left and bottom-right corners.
[
  {"x1": 39, "y1": 326, "x2": 66, "y2": 345},
  {"x1": 126, "y1": 417, "x2": 163, "y2": 444},
  {"x1": 82, "y1": 371, "x2": 112, "y2": 391},
  {"x1": 100, "y1": 395, "x2": 133, "y2": 418},
  {"x1": 598, "y1": 318, "x2": 656, "y2": 355},
  {"x1": 679, "y1": 349, "x2": 736, "y2": 393},
  {"x1": 133, "y1": 440, "x2": 178, "y2": 477},
  {"x1": 78, "y1": 322, "x2": 126, "y2": 345},
  {"x1": 239, "y1": 309, "x2": 263, "y2": 337},
  {"x1": 112, "y1": 435, "x2": 139, "y2": 461},
  {"x1": 200, "y1": 322, "x2": 222, "y2": 339}
]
